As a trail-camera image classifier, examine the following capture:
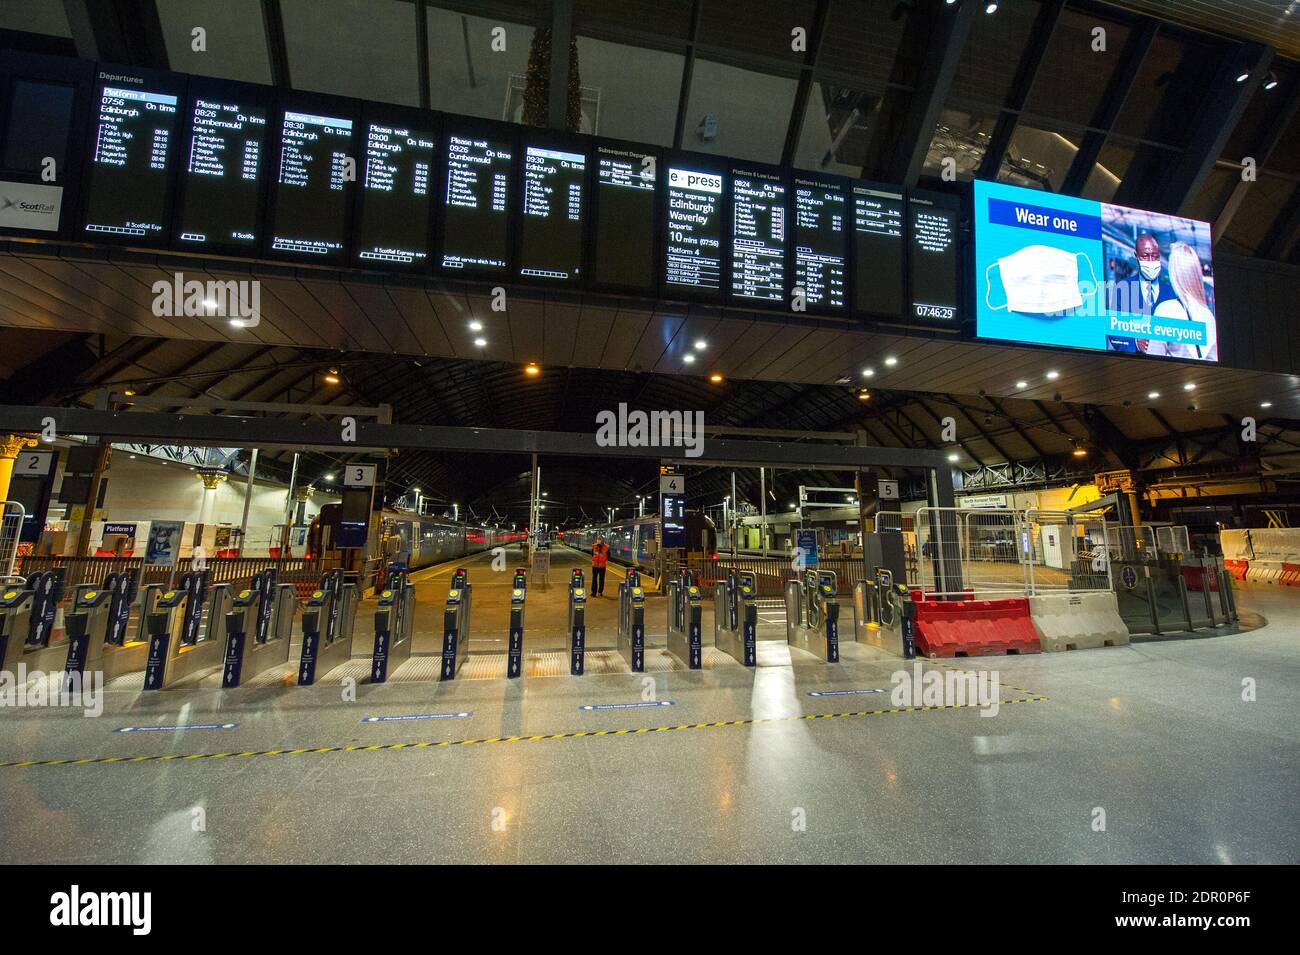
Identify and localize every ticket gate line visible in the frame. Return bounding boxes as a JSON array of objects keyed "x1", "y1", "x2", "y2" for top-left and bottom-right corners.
[
  {"x1": 62, "y1": 569, "x2": 148, "y2": 686},
  {"x1": 853, "y1": 569, "x2": 917, "y2": 659},
  {"x1": 1, "y1": 572, "x2": 73, "y2": 675},
  {"x1": 567, "y1": 569, "x2": 587, "y2": 675},
  {"x1": 297, "y1": 568, "x2": 360, "y2": 686},
  {"x1": 221, "y1": 569, "x2": 296, "y2": 688},
  {"x1": 507, "y1": 567, "x2": 527, "y2": 679},
  {"x1": 440, "y1": 567, "x2": 471, "y2": 680},
  {"x1": 714, "y1": 569, "x2": 757, "y2": 666},
  {"x1": 785, "y1": 570, "x2": 840, "y2": 662},
  {"x1": 143, "y1": 570, "x2": 232, "y2": 690},
  {"x1": 616, "y1": 568, "x2": 646, "y2": 672},
  {"x1": 372, "y1": 566, "x2": 415, "y2": 683},
  {"x1": 666, "y1": 568, "x2": 703, "y2": 669}
]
